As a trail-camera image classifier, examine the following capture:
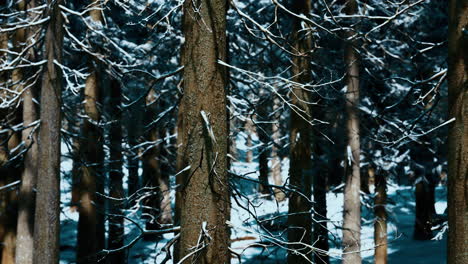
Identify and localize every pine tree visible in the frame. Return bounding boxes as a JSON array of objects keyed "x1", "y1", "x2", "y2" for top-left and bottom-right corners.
[
  {"x1": 175, "y1": 0, "x2": 230, "y2": 262},
  {"x1": 32, "y1": 1, "x2": 64, "y2": 263}
]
